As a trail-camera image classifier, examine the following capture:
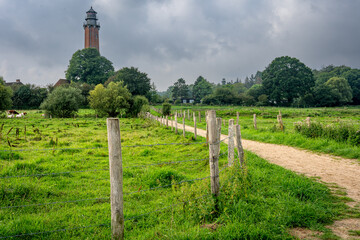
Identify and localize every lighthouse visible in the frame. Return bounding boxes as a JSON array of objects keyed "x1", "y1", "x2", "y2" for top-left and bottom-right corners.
[{"x1": 83, "y1": 7, "x2": 100, "y2": 52}]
